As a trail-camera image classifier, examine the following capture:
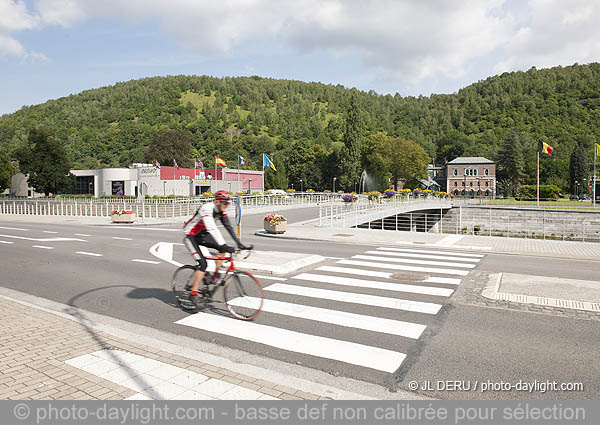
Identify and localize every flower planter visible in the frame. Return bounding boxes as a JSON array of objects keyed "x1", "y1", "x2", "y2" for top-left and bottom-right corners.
[
  {"x1": 264, "y1": 220, "x2": 287, "y2": 234},
  {"x1": 111, "y1": 213, "x2": 136, "y2": 223}
]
